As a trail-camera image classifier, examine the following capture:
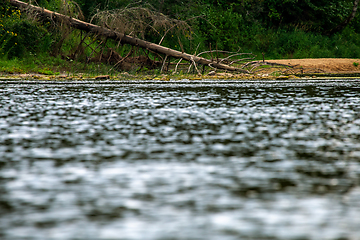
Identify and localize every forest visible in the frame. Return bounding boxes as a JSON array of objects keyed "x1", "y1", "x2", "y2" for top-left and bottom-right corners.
[{"x1": 1, "y1": 0, "x2": 360, "y2": 75}]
